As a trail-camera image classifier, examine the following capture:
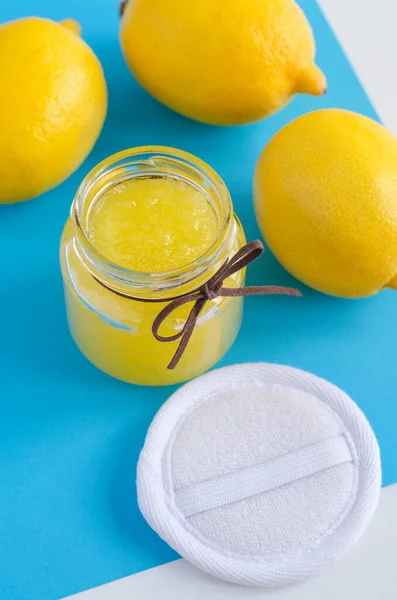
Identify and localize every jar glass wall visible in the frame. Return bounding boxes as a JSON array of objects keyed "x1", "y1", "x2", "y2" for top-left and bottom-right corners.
[{"x1": 60, "y1": 147, "x2": 246, "y2": 386}]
